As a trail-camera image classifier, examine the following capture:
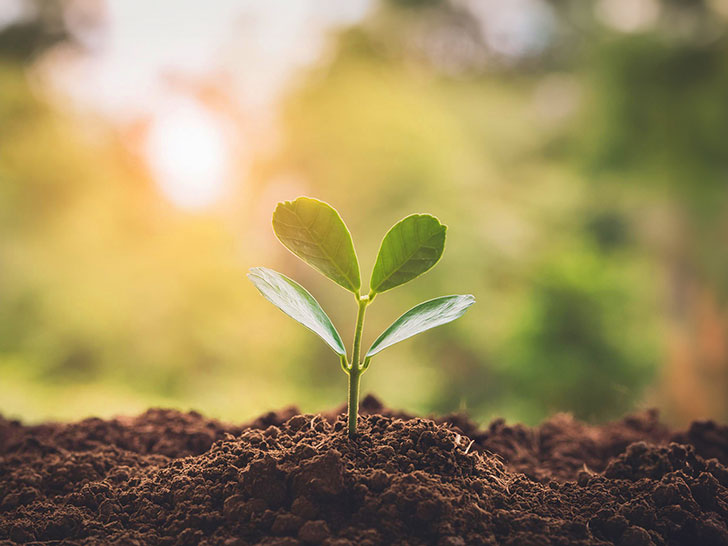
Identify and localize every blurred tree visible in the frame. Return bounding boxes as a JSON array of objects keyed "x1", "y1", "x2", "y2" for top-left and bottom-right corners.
[
  {"x1": 499, "y1": 248, "x2": 657, "y2": 421},
  {"x1": 577, "y1": 35, "x2": 728, "y2": 421},
  {"x1": 3, "y1": 0, "x2": 726, "y2": 425},
  {"x1": 0, "y1": 0, "x2": 73, "y2": 62}
]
